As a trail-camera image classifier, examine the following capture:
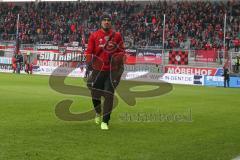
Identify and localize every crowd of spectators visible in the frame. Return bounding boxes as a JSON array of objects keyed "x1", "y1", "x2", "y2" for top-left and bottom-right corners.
[{"x1": 0, "y1": 1, "x2": 240, "y2": 50}]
